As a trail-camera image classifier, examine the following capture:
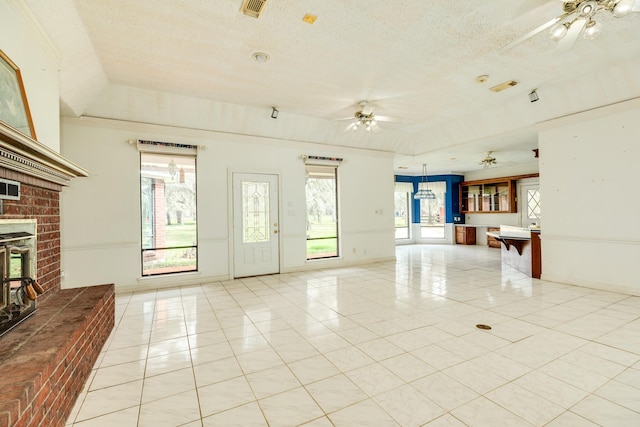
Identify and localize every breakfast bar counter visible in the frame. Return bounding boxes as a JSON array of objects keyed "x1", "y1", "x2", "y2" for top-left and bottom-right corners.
[{"x1": 487, "y1": 226, "x2": 541, "y2": 278}]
